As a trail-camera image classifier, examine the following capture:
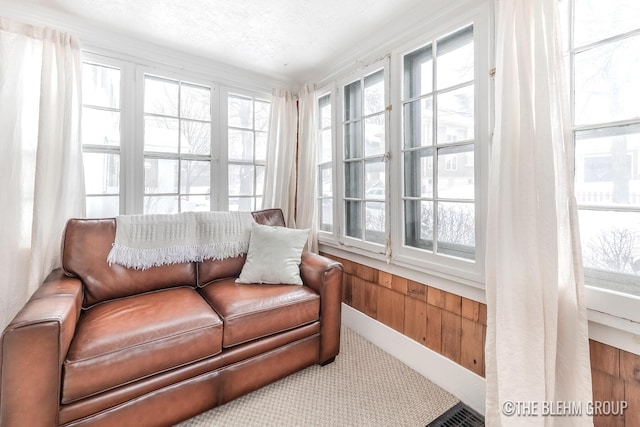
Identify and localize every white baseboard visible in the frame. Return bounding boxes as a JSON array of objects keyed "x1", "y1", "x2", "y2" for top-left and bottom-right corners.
[{"x1": 341, "y1": 303, "x2": 486, "y2": 415}]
